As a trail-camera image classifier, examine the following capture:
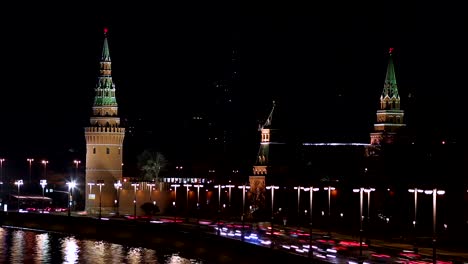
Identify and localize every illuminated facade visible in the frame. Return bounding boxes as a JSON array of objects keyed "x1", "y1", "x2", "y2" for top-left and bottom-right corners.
[
  {"x1": 370, "y1": 49, "x2": 406, "y2": 145},
  {"x1": 85, "y1": 29, "x2": 125, "y2": 214},
  {"x1": 249, "y1": 101, "x2": 276, "y2": 210}
]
